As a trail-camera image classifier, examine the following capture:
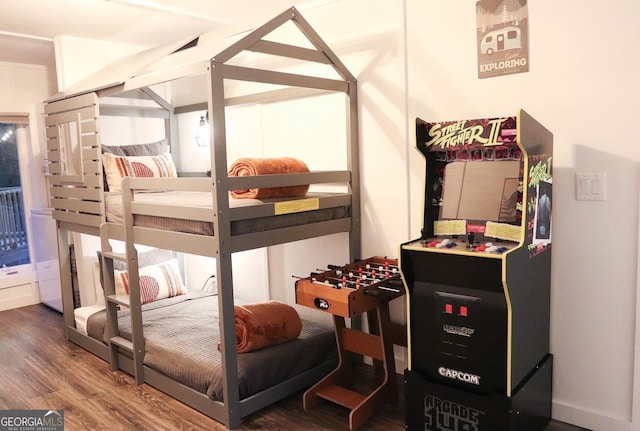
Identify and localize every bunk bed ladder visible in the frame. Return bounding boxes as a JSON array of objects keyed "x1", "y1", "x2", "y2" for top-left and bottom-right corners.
[{"x1": 100, "y1": 223, "x2": 145, "y2": 385}]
